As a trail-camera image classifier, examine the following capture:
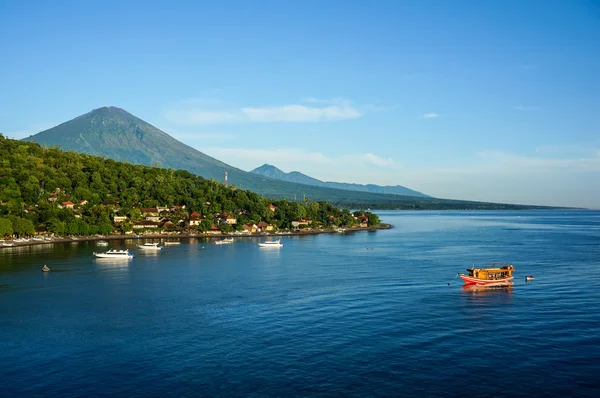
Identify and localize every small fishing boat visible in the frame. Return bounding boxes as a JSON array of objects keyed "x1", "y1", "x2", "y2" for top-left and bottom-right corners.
[
  {"x1": 258, "y1": 239, "x2": 283, "y2": 248},
  {"x1": 138, "y1": 242, "x2": 163, "y2": 250},
  {"x1": 42, "y1": 264, "x2": 50, "y2": 272},
  {"x1": 459, "y1": 263, "x2": 515, "y2": 286},
  {"x1": 525, "y1": 275, "x2": 535, "y2": 282},
  {"x1": 214, "y1": 238, "x2": 234, "y2": 245},
  {"x1": 94, "y1": 249, "x2": 134, "y2": 259},
  {"x1": 96, "y1": 240, "x2": 109, "y2": 246}
]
